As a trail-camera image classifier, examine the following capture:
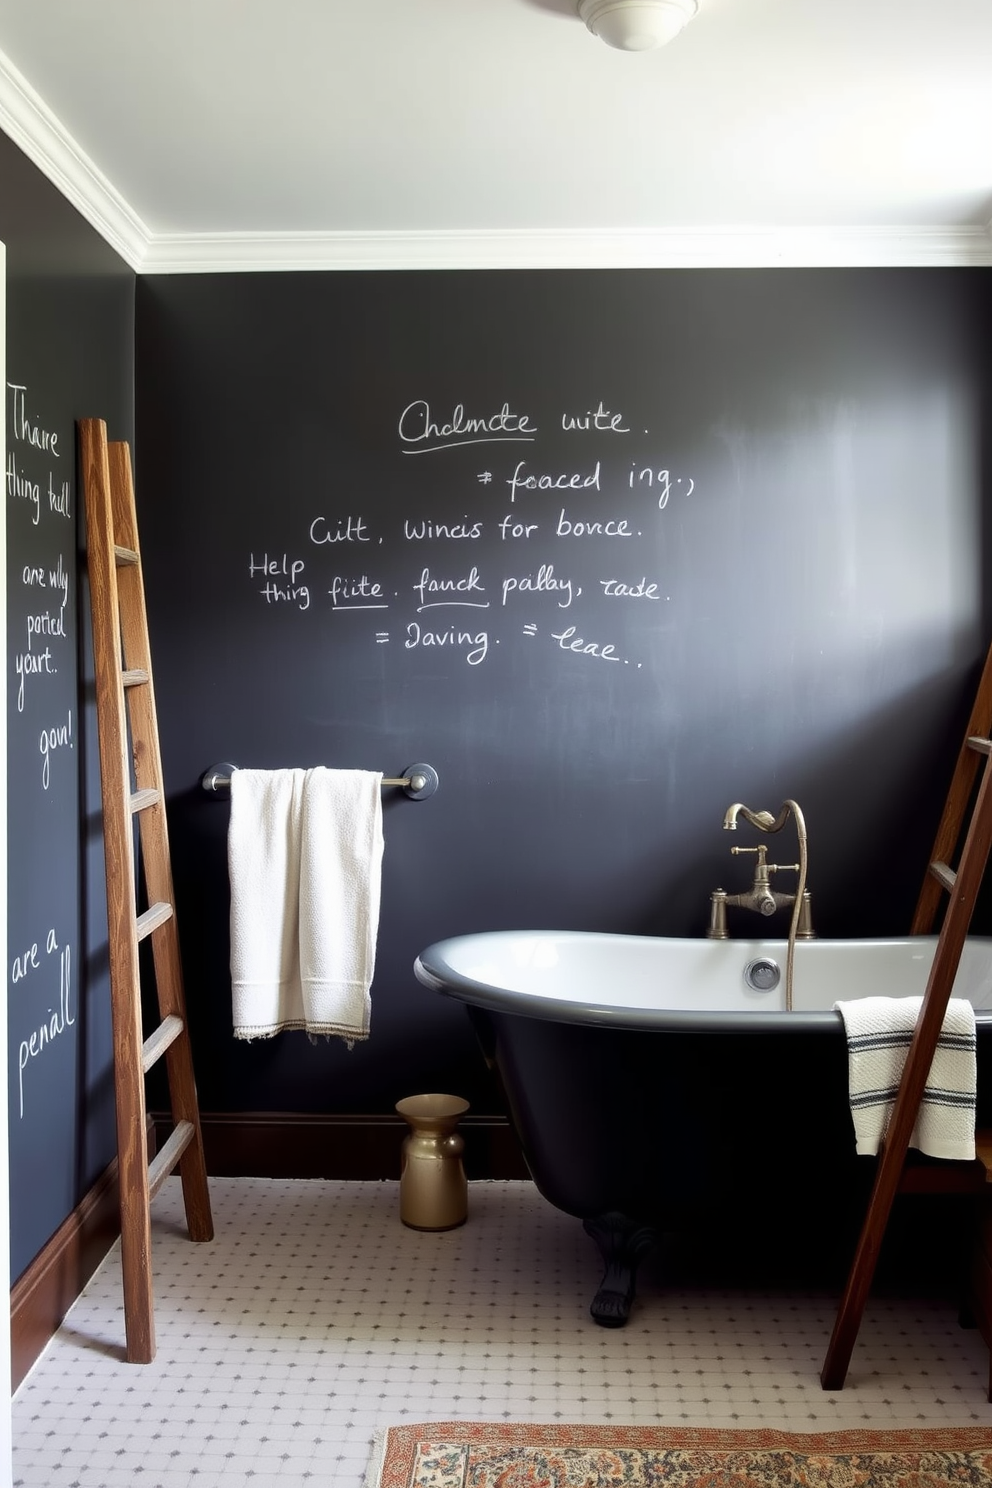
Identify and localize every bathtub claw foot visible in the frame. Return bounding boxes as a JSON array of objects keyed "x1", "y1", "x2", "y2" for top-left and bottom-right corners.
[
  {"x1": 590, "y1": 1287, "x2": 633, "y2": 1327},
  {"x1": 583, "y1": 1212, "x2": 657, "y2": 1328}
]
